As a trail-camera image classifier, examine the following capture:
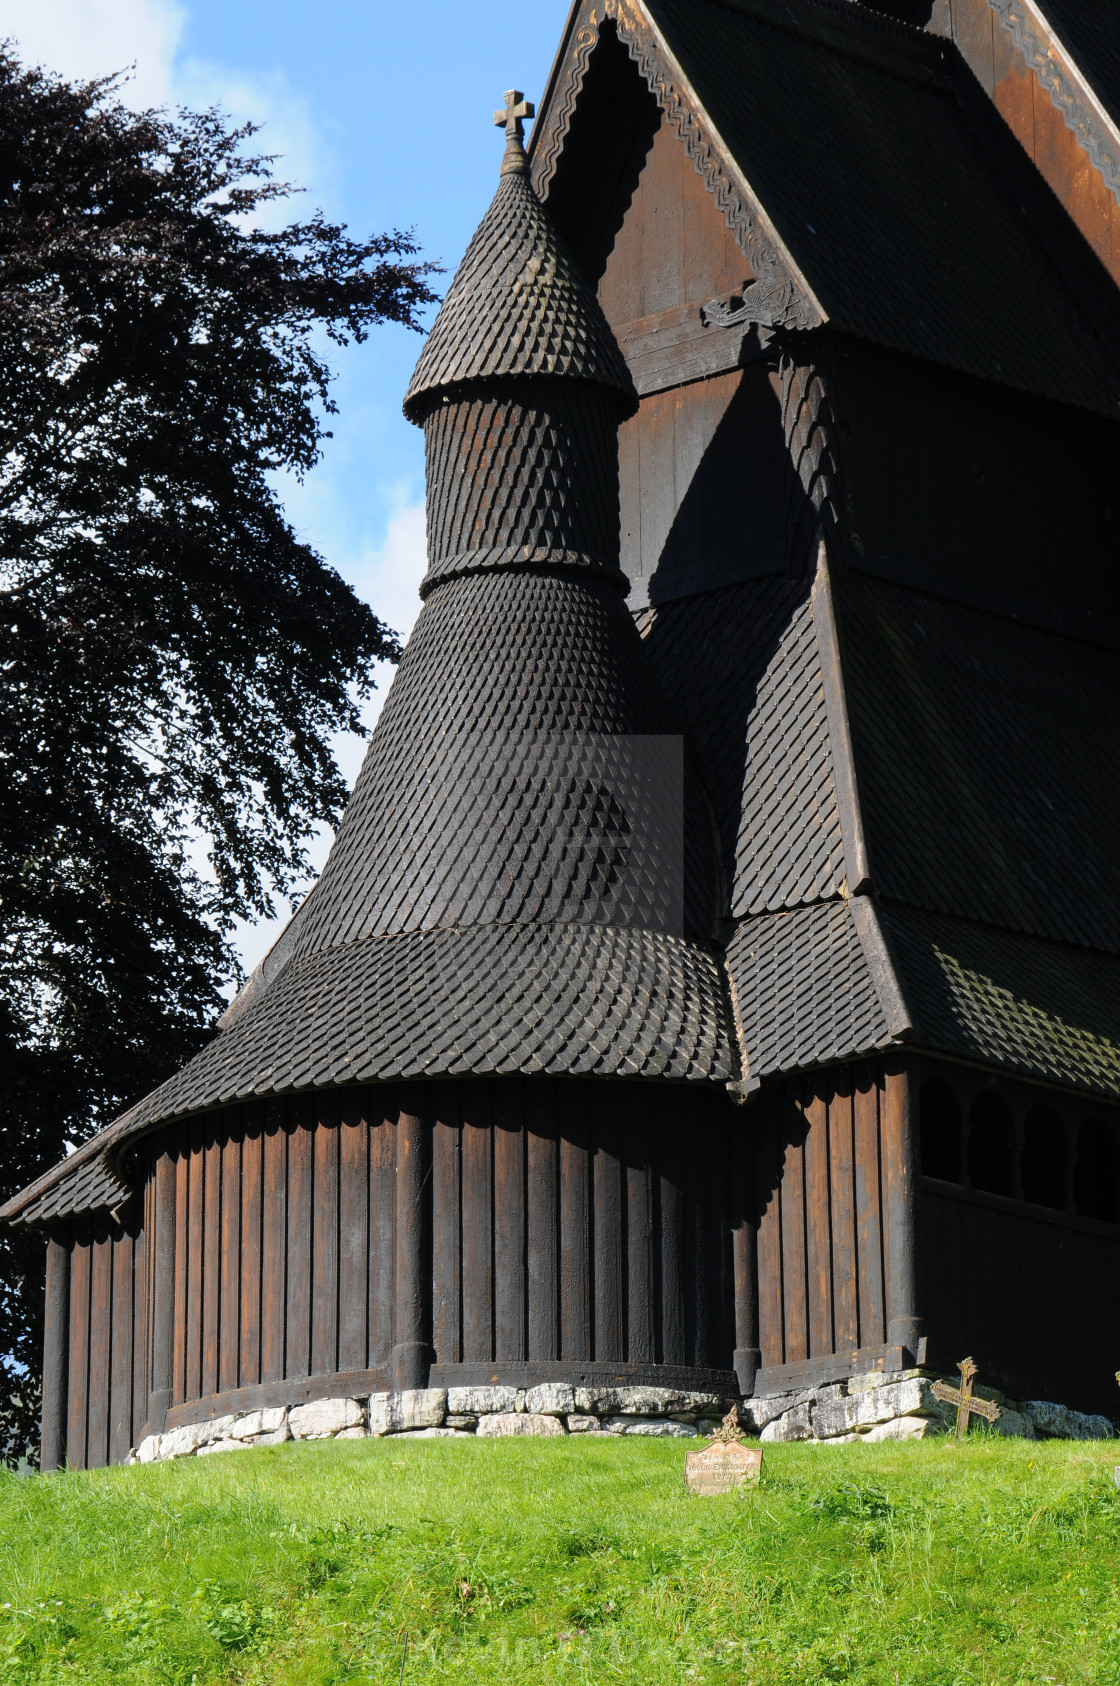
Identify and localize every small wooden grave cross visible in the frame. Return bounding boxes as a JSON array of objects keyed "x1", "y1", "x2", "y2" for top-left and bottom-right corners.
[
  {"x1": 931, "y1": 1356, "x2": 1002, "y2": 1440},
  {"x1": 685, "y1": 1406, "x2": 763, "y2": 1495}
]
